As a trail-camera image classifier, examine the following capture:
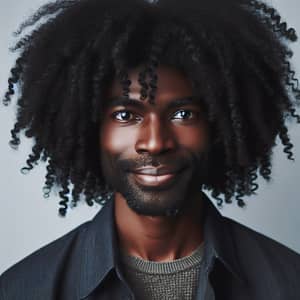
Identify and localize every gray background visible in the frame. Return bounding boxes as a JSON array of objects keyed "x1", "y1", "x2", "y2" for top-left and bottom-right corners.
[{"x1": 0, "y1": 0, "x2": 299, "y2": 274}]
